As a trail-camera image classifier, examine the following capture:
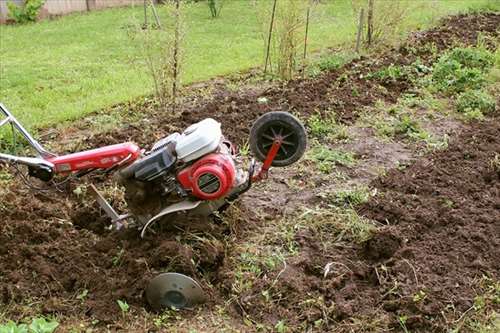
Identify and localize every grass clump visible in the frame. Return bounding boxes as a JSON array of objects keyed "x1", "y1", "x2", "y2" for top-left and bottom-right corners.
[
  {"x1": 368, "y1": 64, "x2": 409, "y2": 83},
  {"x1": 327, "y1": 186, "x2": 371, "y2": 207},
  {"x1": 307, "y1": 114, "x2": 351, "y2": 142},
  {"x1": 299, "y1": 206, "x2": 375, "y2": 243},
  {"x1": 456, "y1": 90, "x2": 496, "y2": 117},
  {"x1": 431, "y1": 46, "x2": 494, "y2": 94},
  {"x1": 307, "y1": 146, "x2": 356, "y2": 173}
]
